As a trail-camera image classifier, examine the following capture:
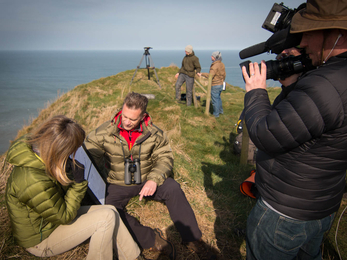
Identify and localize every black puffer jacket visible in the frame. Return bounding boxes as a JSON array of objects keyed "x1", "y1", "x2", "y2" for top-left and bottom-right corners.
[{"x1": 244, "y1": 52, "x2": 347, "y2": 221}]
